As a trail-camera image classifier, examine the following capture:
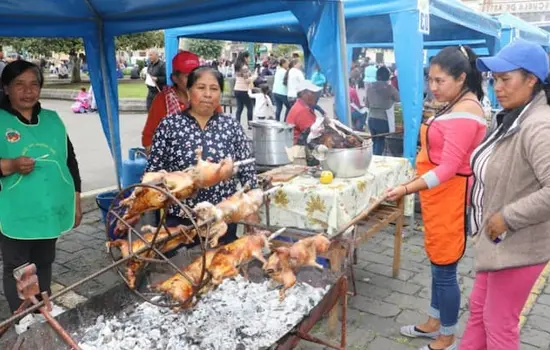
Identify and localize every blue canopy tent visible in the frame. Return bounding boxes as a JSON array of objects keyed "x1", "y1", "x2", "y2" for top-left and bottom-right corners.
[
  {"x1": 165, "y1": 0, "x2": 501, "y2": 164},
  {"x1": 0, "y1": 0, "x2": 348, "y2": 186}
]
